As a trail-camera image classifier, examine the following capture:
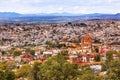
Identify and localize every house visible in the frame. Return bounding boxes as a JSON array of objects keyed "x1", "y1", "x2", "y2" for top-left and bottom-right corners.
[
  {"x1": 69, "y1": 53, "x2": 95, "y2": 63},
  {"x1": 21, "y1": 54, "x2": 33, "y2": 63},
  {"x1": 43, "y1": 50, "x2": 53, "y2": 55},
  {"x1": 52, "y1": 48, "x2": 60, "y2": 54},
  {"x1": 99, "y1": 45, "x2": 109, "y2": 54},
  {"x1": 15, "y1": 56, "x2": 22, "y2": 62}
]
